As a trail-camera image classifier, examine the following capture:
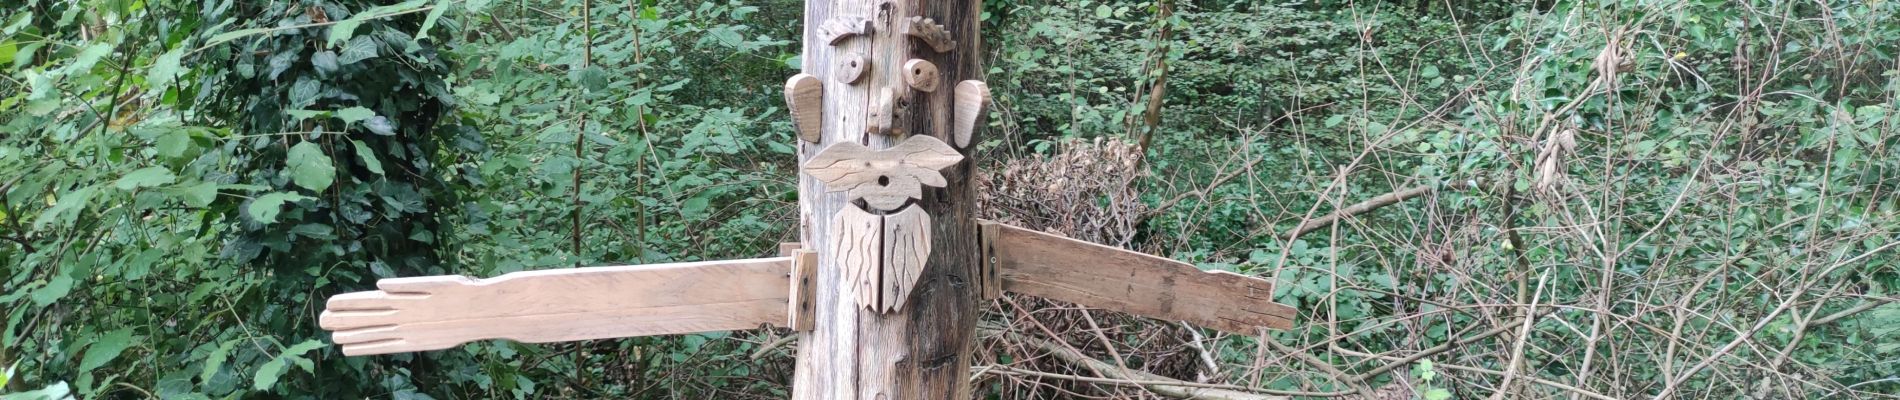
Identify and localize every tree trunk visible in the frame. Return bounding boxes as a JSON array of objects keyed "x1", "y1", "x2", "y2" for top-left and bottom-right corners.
[{"x1": 791, "y1": 0, "x2": 985, "y2": 399}]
